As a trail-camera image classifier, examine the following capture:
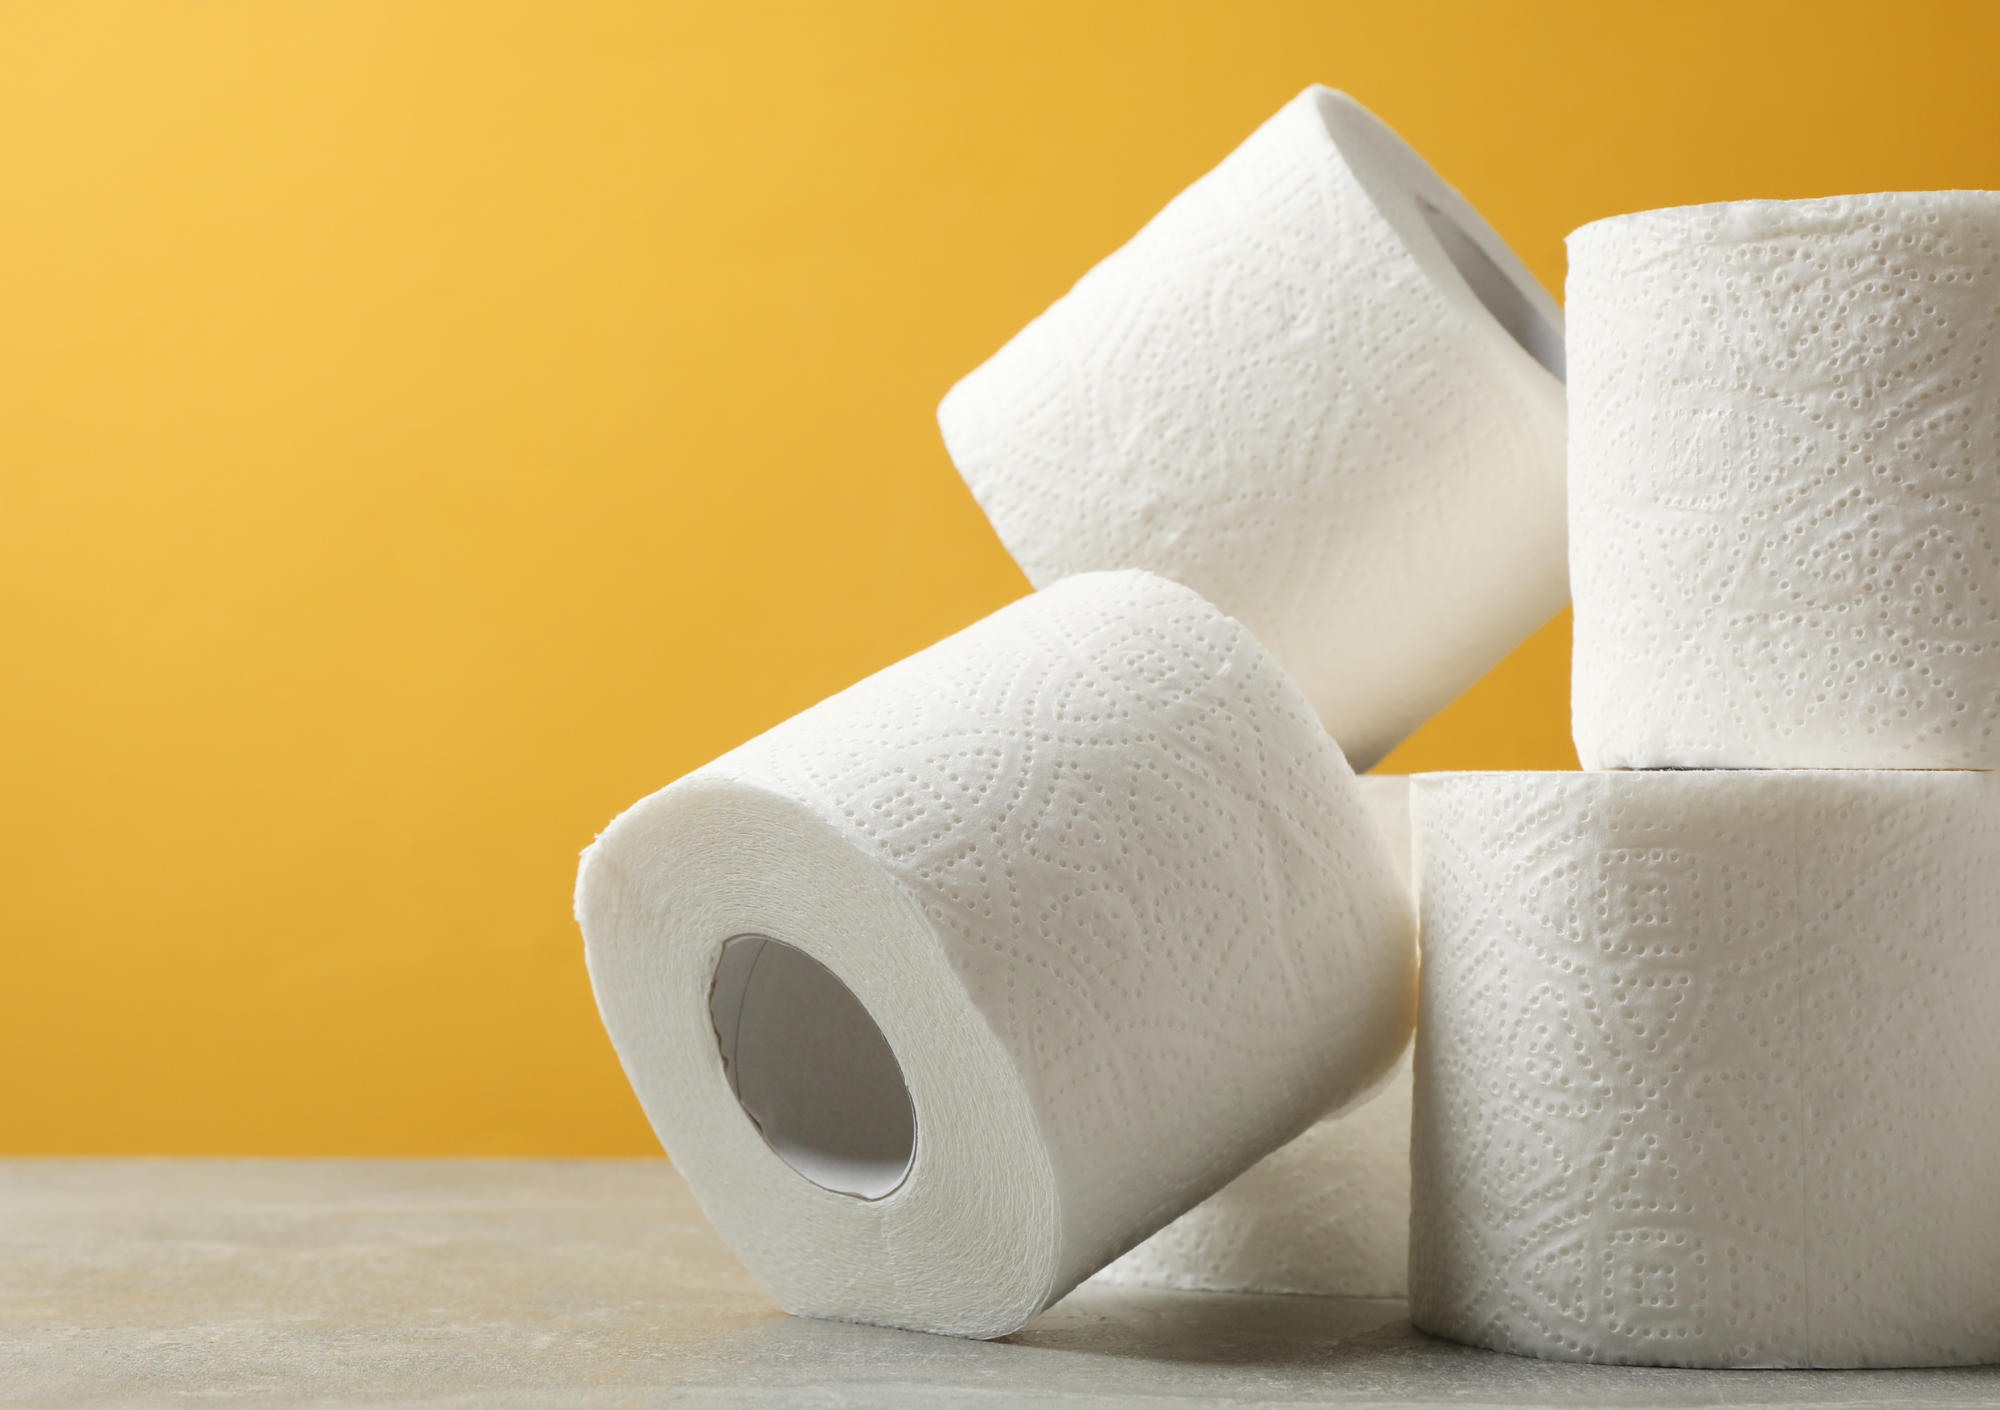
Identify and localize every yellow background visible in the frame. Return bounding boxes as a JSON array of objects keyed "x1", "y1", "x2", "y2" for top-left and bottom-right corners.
[{"x1": 4, "y1": 3, "x2": 1995, "y2": 1153}]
